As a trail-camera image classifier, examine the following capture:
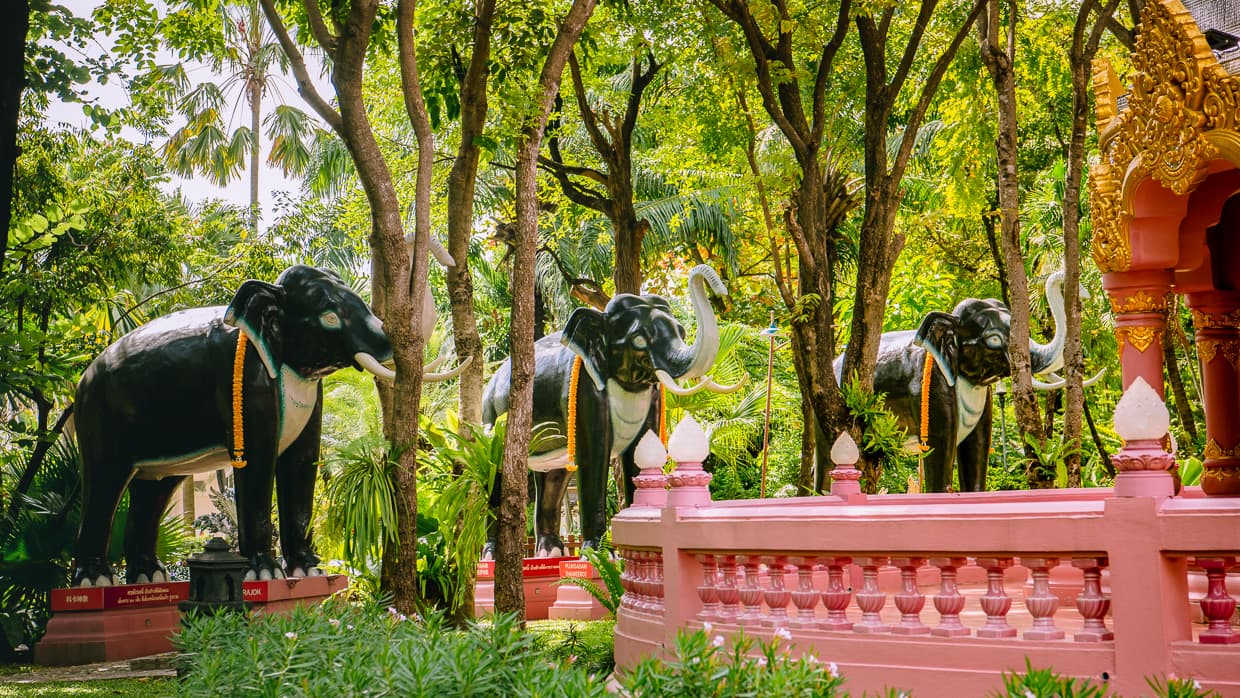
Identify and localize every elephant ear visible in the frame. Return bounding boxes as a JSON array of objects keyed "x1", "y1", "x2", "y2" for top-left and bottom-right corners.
[
  {"x1": 562, "y1": 307, "x2": 608, "y2": 392},
  {"x1": 224, "y1": 280, "x2": 285, "y2": 379},
  {"x1": 913, "y1": 311, "x2": 959, "y2": 387}
]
